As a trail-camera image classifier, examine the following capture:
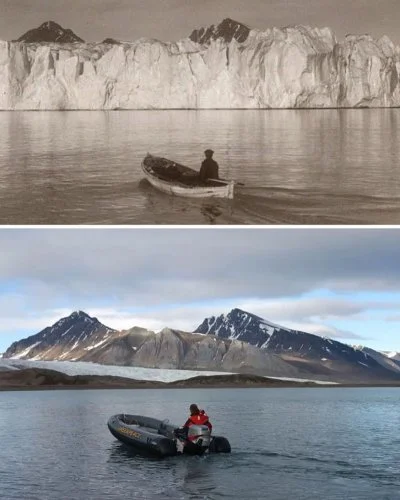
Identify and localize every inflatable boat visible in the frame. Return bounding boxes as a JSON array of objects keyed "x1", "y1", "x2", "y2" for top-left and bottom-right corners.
[{"x1": 107, "y1": 414, "x2": 231, "y2": 458}]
